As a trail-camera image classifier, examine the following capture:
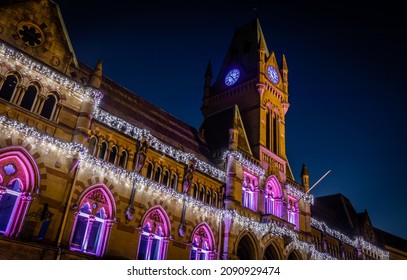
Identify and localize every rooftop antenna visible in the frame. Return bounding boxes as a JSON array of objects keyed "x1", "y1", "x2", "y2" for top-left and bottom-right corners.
[
  {"x1": 306, "y1": 169, "x2": 332, "y2": 194},
  {"x1": 299, "y1": 169, "x2": 332, "y2": 202}
]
